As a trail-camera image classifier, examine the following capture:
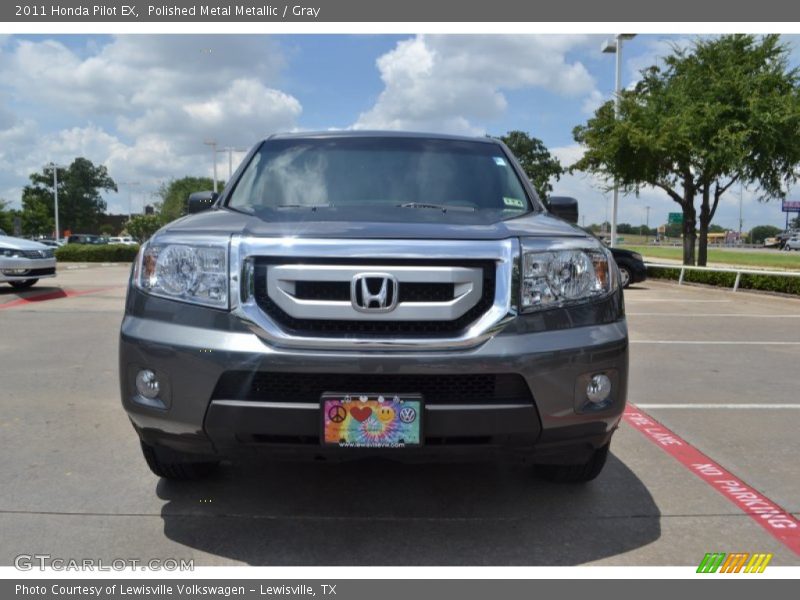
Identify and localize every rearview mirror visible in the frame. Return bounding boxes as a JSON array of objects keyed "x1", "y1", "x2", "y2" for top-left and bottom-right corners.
[
  {"x1": 188, "y1": 191, "x2": 219, "y2": 214},
  {"x1": 548, "y1": 196, "x2": 579, "y2": 224}
]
